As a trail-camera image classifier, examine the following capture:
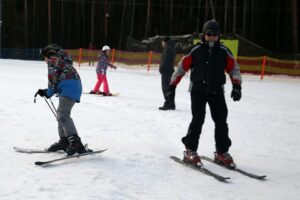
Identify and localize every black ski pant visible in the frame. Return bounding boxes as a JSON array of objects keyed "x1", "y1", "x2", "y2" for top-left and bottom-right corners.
[
  {"x1": 182, "y1": 91, "x2": 231, "y2": 154},
  {"x1": 161, "y1": 72, "x2": 175, "y2": 106}
]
